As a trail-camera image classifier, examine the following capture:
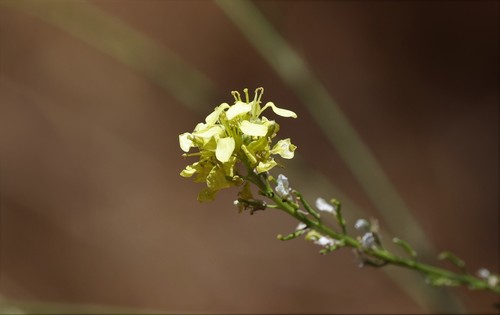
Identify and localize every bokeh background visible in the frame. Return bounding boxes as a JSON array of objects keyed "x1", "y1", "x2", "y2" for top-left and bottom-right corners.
[{"x1": 0, "y1": 0, "x2": 498, "y2": 314}]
